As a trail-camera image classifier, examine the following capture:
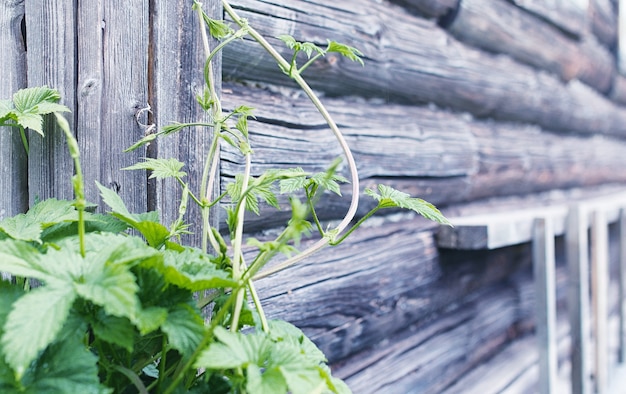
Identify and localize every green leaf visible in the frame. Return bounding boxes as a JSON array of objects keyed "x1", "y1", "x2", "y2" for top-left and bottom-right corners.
[
  {"x1": 151, "y1": 248, "x2": 236, "y2": 291},
  {"x1": 365, "y1": 184, "x2": 451, "y2": 226},
  {"x1": 0, "y1": 99, "x2": 12, "y2": 120},
  {"x1": 96, "y1": 181, "x2": 134, "y2": 219},
  {"x1": 9, "y1": 86, "x2": 70, "y2": 136},
  {"x1": 124, "y1": 133, "x2": 156, "y2": 152},
  {"x1": 124, "y1": 157, "x2": 187, "y2": 180},
  {"x1": 326, "y1": 40, "x2": 364, "y2": 66},
  {"x1": 24, "y1": 337, "x2": 111, "y2": 394},
  {"x1": 247, "y1": 365, "x2": 287, "y2": 394},
  {"x1": 278, "y1": 168, "x2": 308, "y2": 194},
  {"x1": 205, "y1": 16, "x2": 233, "y2": 39},
  {"x1": 75, "y1": 262, "x2": 141, "y2": 327},
  {"x1": 0, "y1": 240, "x2": 52, "y2": 282},
  {"x1": 0, "y1": 199, "x2": 79, "y2": 242},
  {"x1": 194, "y1": 327, "x2": 269, "y2": 370},
  {"x1": 91, "y1": 311, "x2": 136, "y2": 352},
  {"x1": 2, "y1": 285, "x2": 76, "y2": 379},
  {"x1": 278, "y1": 34, "x2": 298, "y2": 50},
  {"x1": 161, "y1": 303, "x2": 206, "y2": 357}
]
